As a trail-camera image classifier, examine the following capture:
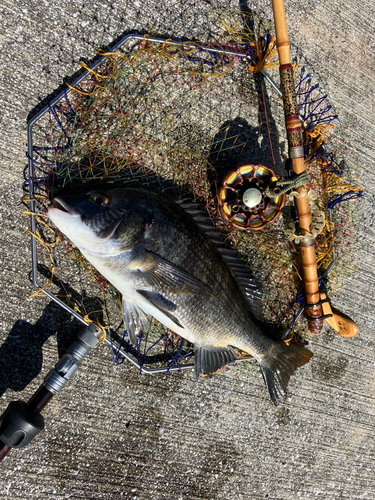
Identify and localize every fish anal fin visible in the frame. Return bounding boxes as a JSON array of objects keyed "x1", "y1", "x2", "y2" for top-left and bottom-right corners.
[
  {"x1": 259, "y1": 342, "x2": 313, "y2": 405},
  {"x1": 194, "y1": 345, "x2": 237, "y2": 381}
]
